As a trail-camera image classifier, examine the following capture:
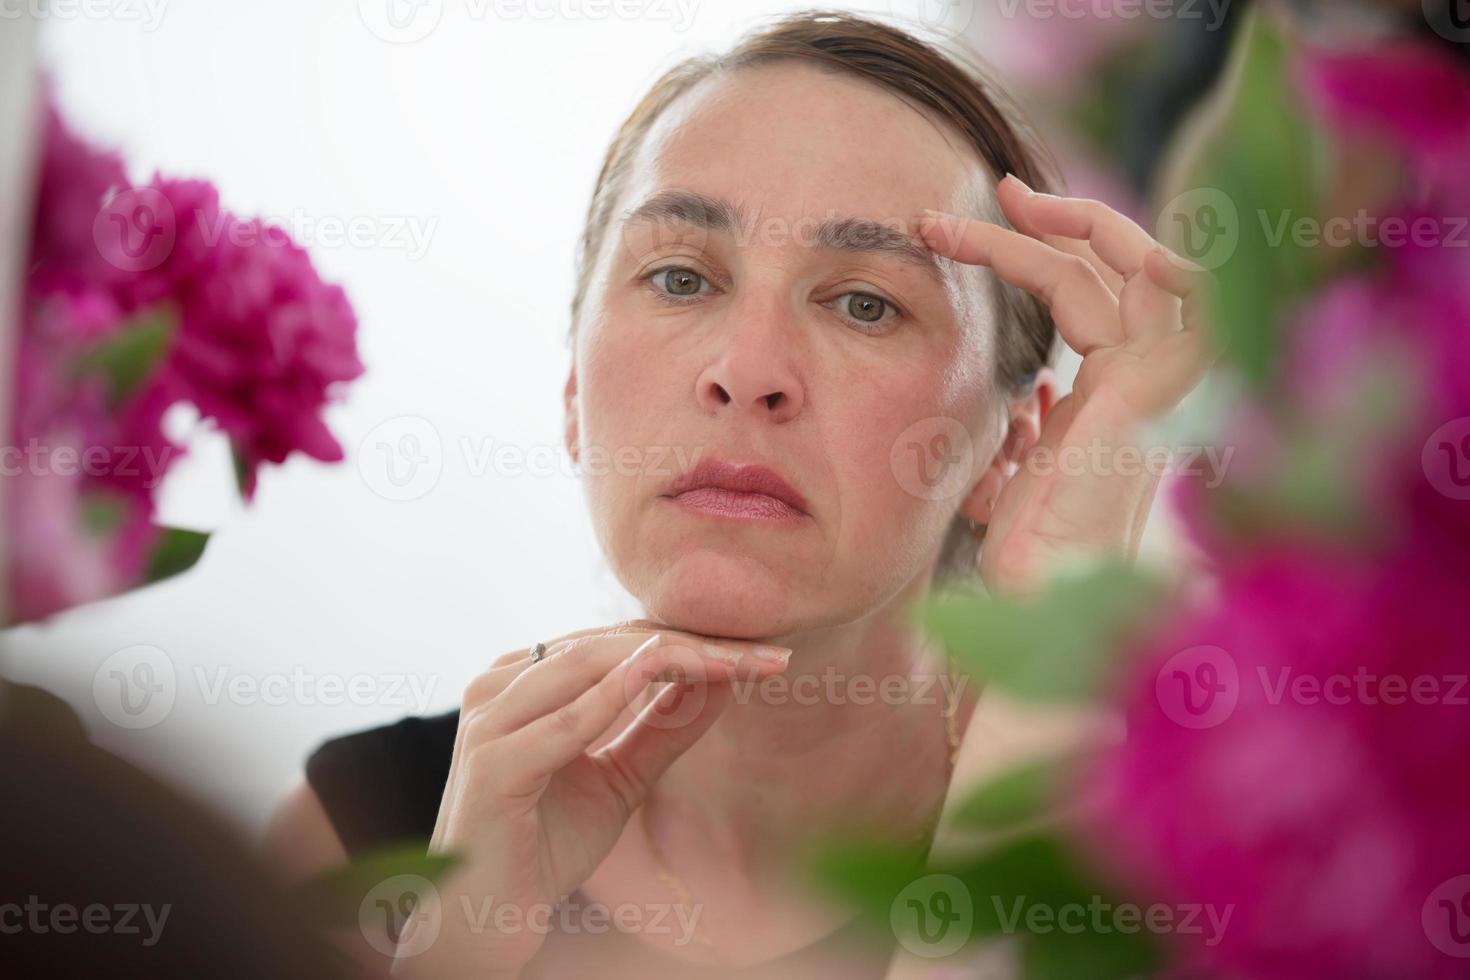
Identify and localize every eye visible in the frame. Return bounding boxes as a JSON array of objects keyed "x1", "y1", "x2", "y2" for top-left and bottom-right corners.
[
  {"x1": 832, "y1": 290, "x2": 901, "y2": 331},
  {"x1": 645, "y1": 265, "x2": 712, "y2": 302}
]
